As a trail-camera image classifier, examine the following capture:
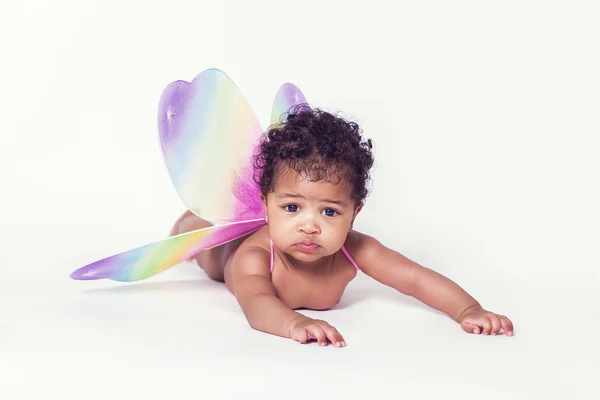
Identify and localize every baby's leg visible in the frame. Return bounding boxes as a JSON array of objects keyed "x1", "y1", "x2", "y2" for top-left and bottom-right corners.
[{"x1": 169, "y1": 210, "x2": 232, "y2": 282}]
